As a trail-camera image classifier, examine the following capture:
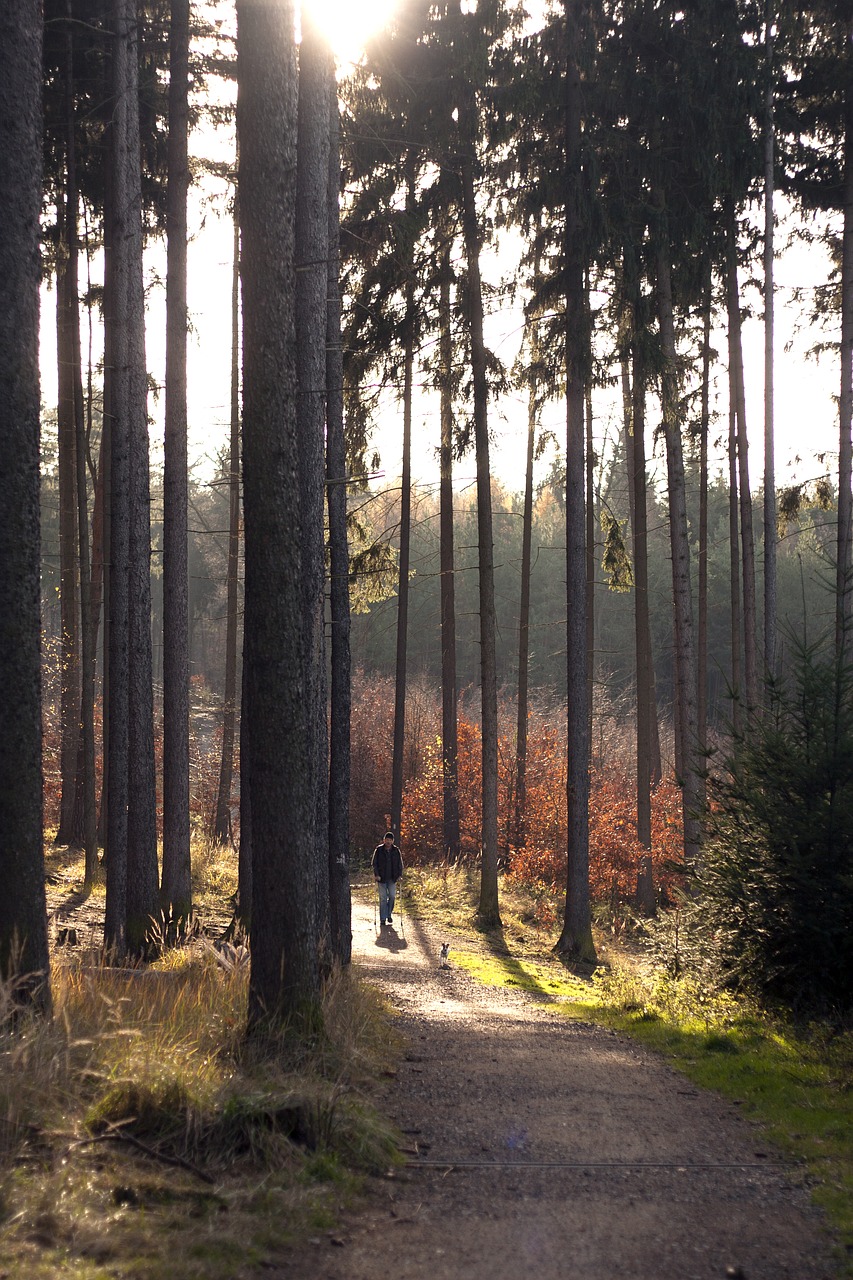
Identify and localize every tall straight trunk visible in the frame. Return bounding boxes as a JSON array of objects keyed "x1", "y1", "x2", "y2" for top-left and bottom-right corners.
[
  {"x1": 728, "y1": 399, "x2": 742, "y2": 736},
  {"x1": 655, "y1": 217, "x2": 701, "y2": 865},
  {"x1": 725, "y1": 200, "x2": 758, "y2": 716},
  {"x1": 161, "y1": 0, "x2": 192, "y2": 925},
  {"x1": 439, "y1": 248, "x2": 461, "y2": 863},
  {"x1": 698, "y1": 270, "x2": 711, "y2": 755},
  {"x1": 837, "y1": 24, "x2": 853, "y2": 657},
  {"x1": 391, "y1": 167, "x2": 416, "y2": 844},
  {"x1": 585, "y1": 378, "x2": 595, "y2": 736},
  {"x1": 0, "y1": 0, "x2": 51, "y2": 1009},
  {"x1": 238, "y1": 653, "x2": 252, "y2": 931},
  {"x1": 556, "y1": 0, "x2": 595, "y2": 960},
  {"x1": 459, "y1": 90, "x2": 500, "y2": 928},
  {"x1": 514, "y1": 325, "x2": 537, "y2": 854},
  {"x1": 99, "y1": 107, "x2": 114, "y2": 854},
  {"x1": 326, "y1": 77, "x2": 352, "y2": 965},
  {"x1": 56, "y1": 196, "x2": 81, "y2": 847},
  {"x1": 629, "y1": 342, "x2": 654, "y2": 848},
  {"x1": 65, "y1": 3, "x2": 97, "y2": 884},
  {"x1": 239, "y1": 0, "x2": 321, "y2": 1031},
  {"x1": 763, "y1": 0, "x2": 777, "y2": 678},
  {"x1": 295, "y1": 16, "x2": 332, "y2": 963},
  {"x1": 213, "y1": 192, "x2": 241, "y2": 845},
  {"x1": 108, "y1": 0, "x2": 159, "y2": 957}
]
